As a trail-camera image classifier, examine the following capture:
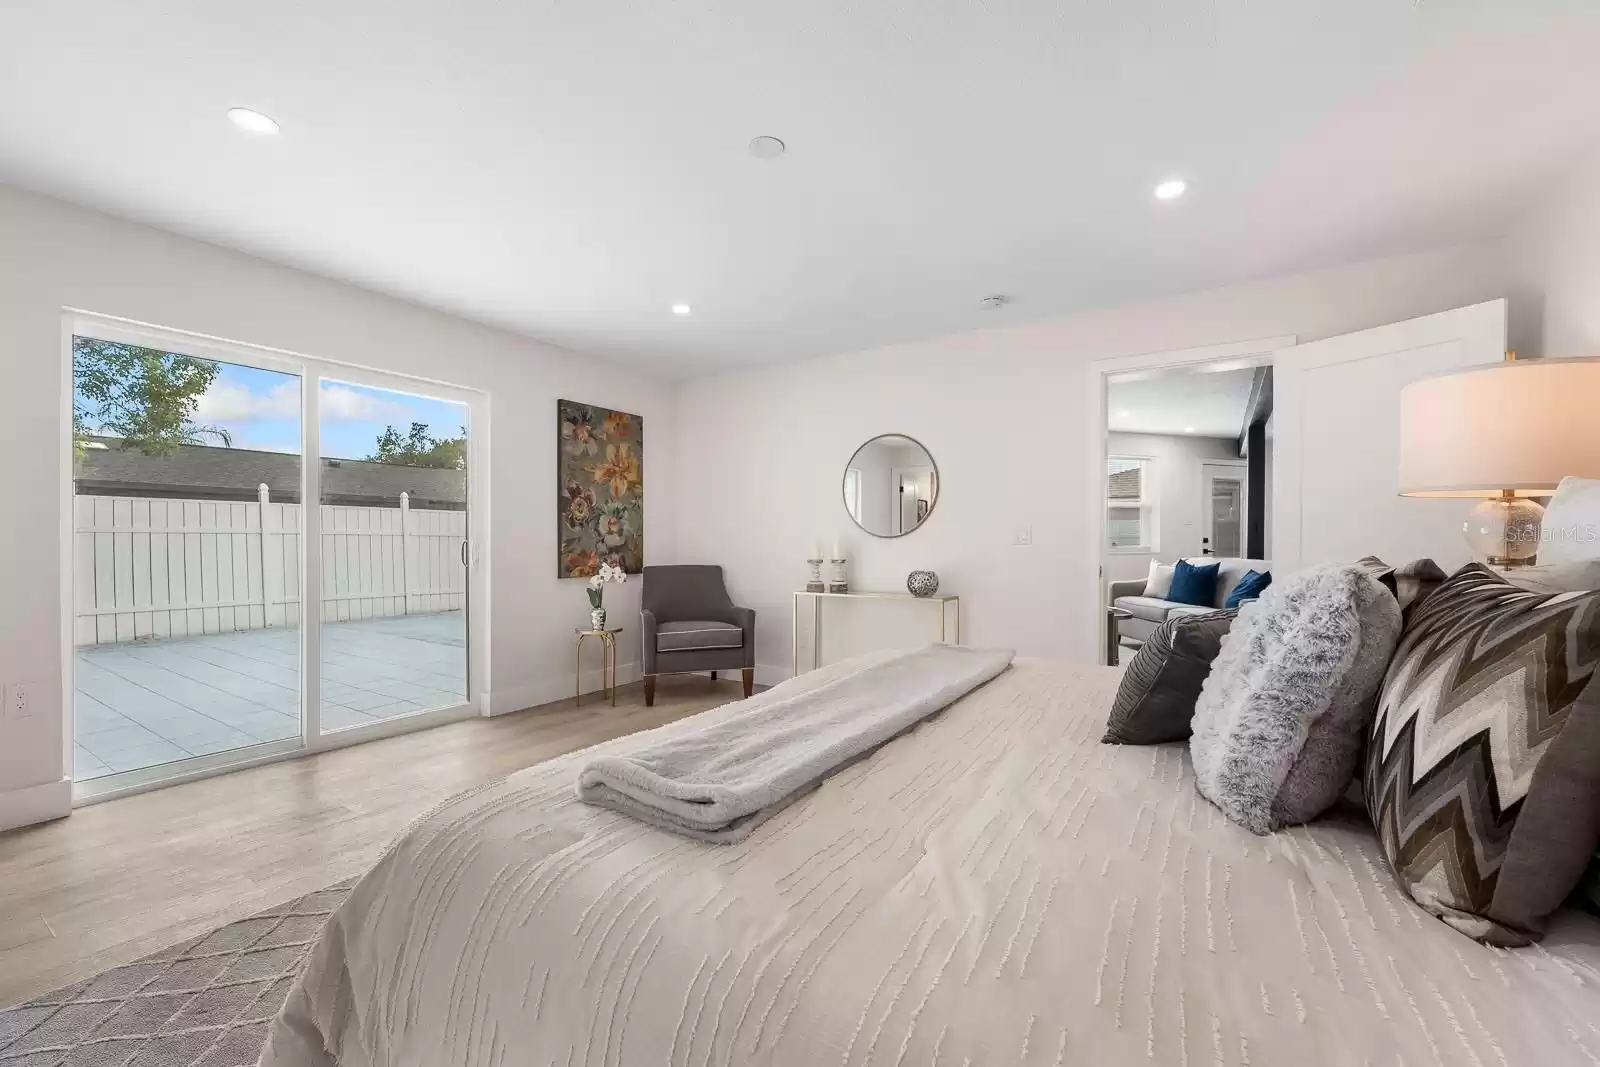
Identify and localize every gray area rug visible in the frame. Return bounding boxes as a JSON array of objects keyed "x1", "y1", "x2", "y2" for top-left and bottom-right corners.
[{"x1": 0, "y1": 881, "x2": 353, "y2": 1067}]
